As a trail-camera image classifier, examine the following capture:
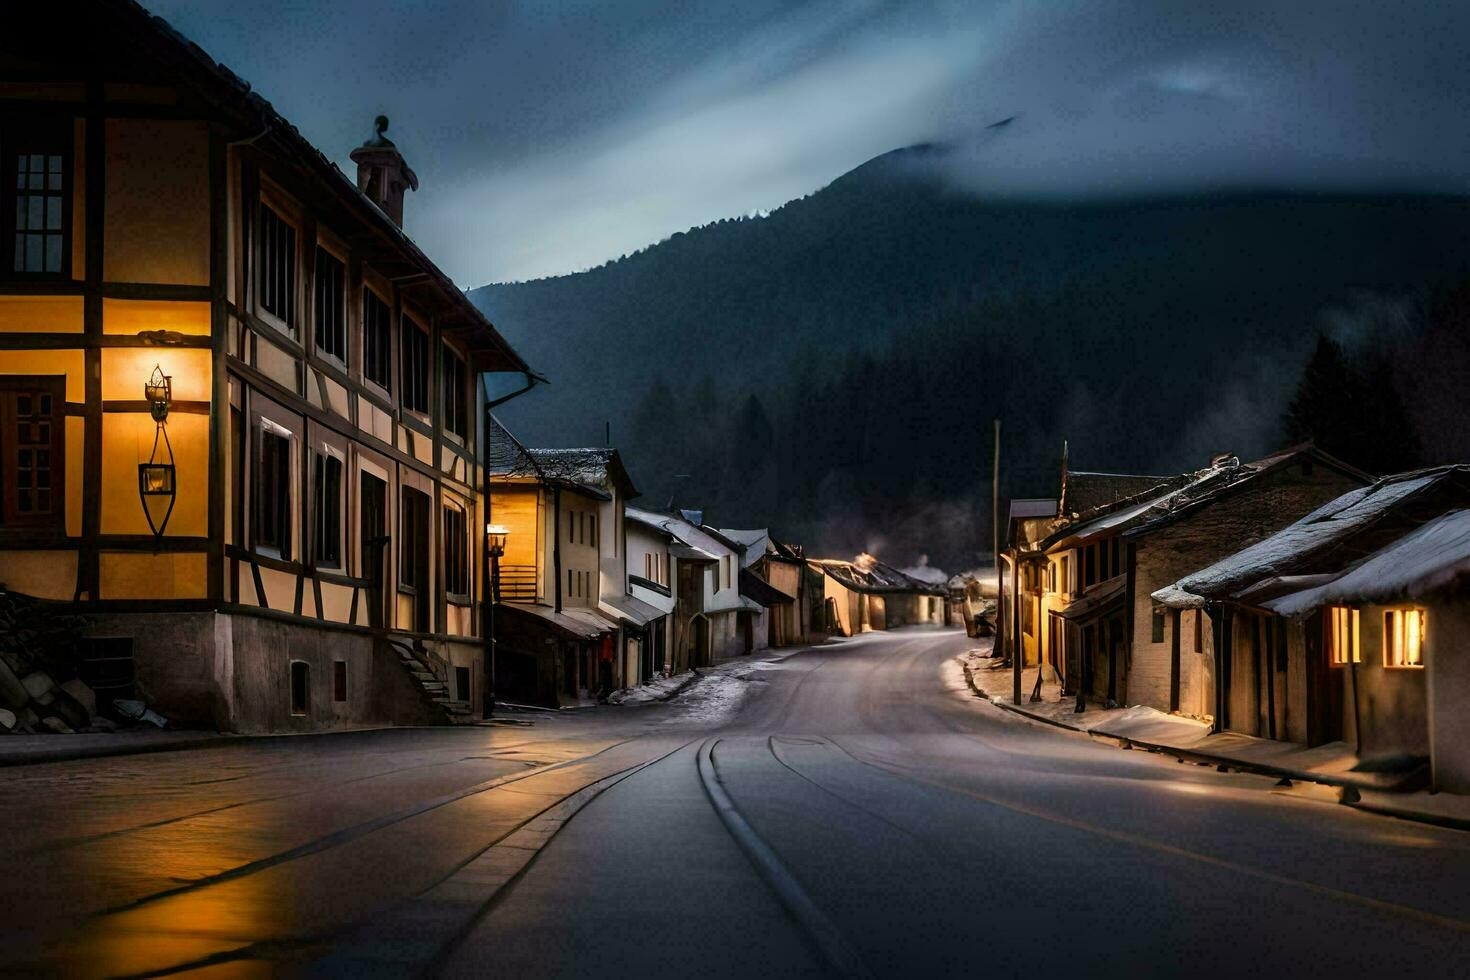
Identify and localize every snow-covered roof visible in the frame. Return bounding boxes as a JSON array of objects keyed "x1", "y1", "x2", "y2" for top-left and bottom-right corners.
[
  {"x1": 492, "y1": 446, "x2": 638, "y2": 499},
  {"x1": 899, "y1": 563, "x2": 950, "y2": 585},
  {"x1": 1061, "y1": 472, "x2": 1176, "y2": 517},
  {"x1": 628, "y1": 507, "x2": 737, "y2": 561},
  {"x1": 1046, "y1": 445, "x2": 1368, "y2": 552},
  {"x1": 1265, "y1": 510, "x2": 1470, "y2": 616},
  {"x1": 718, "y1": 528, "x2": 769, "y2": 567},
  {"x1": 809, "y1": 557, "x2": 947, "y2": 596},
  {"x1": 1153, "y1": 465, "x2": 1470, "y2": 609}
]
